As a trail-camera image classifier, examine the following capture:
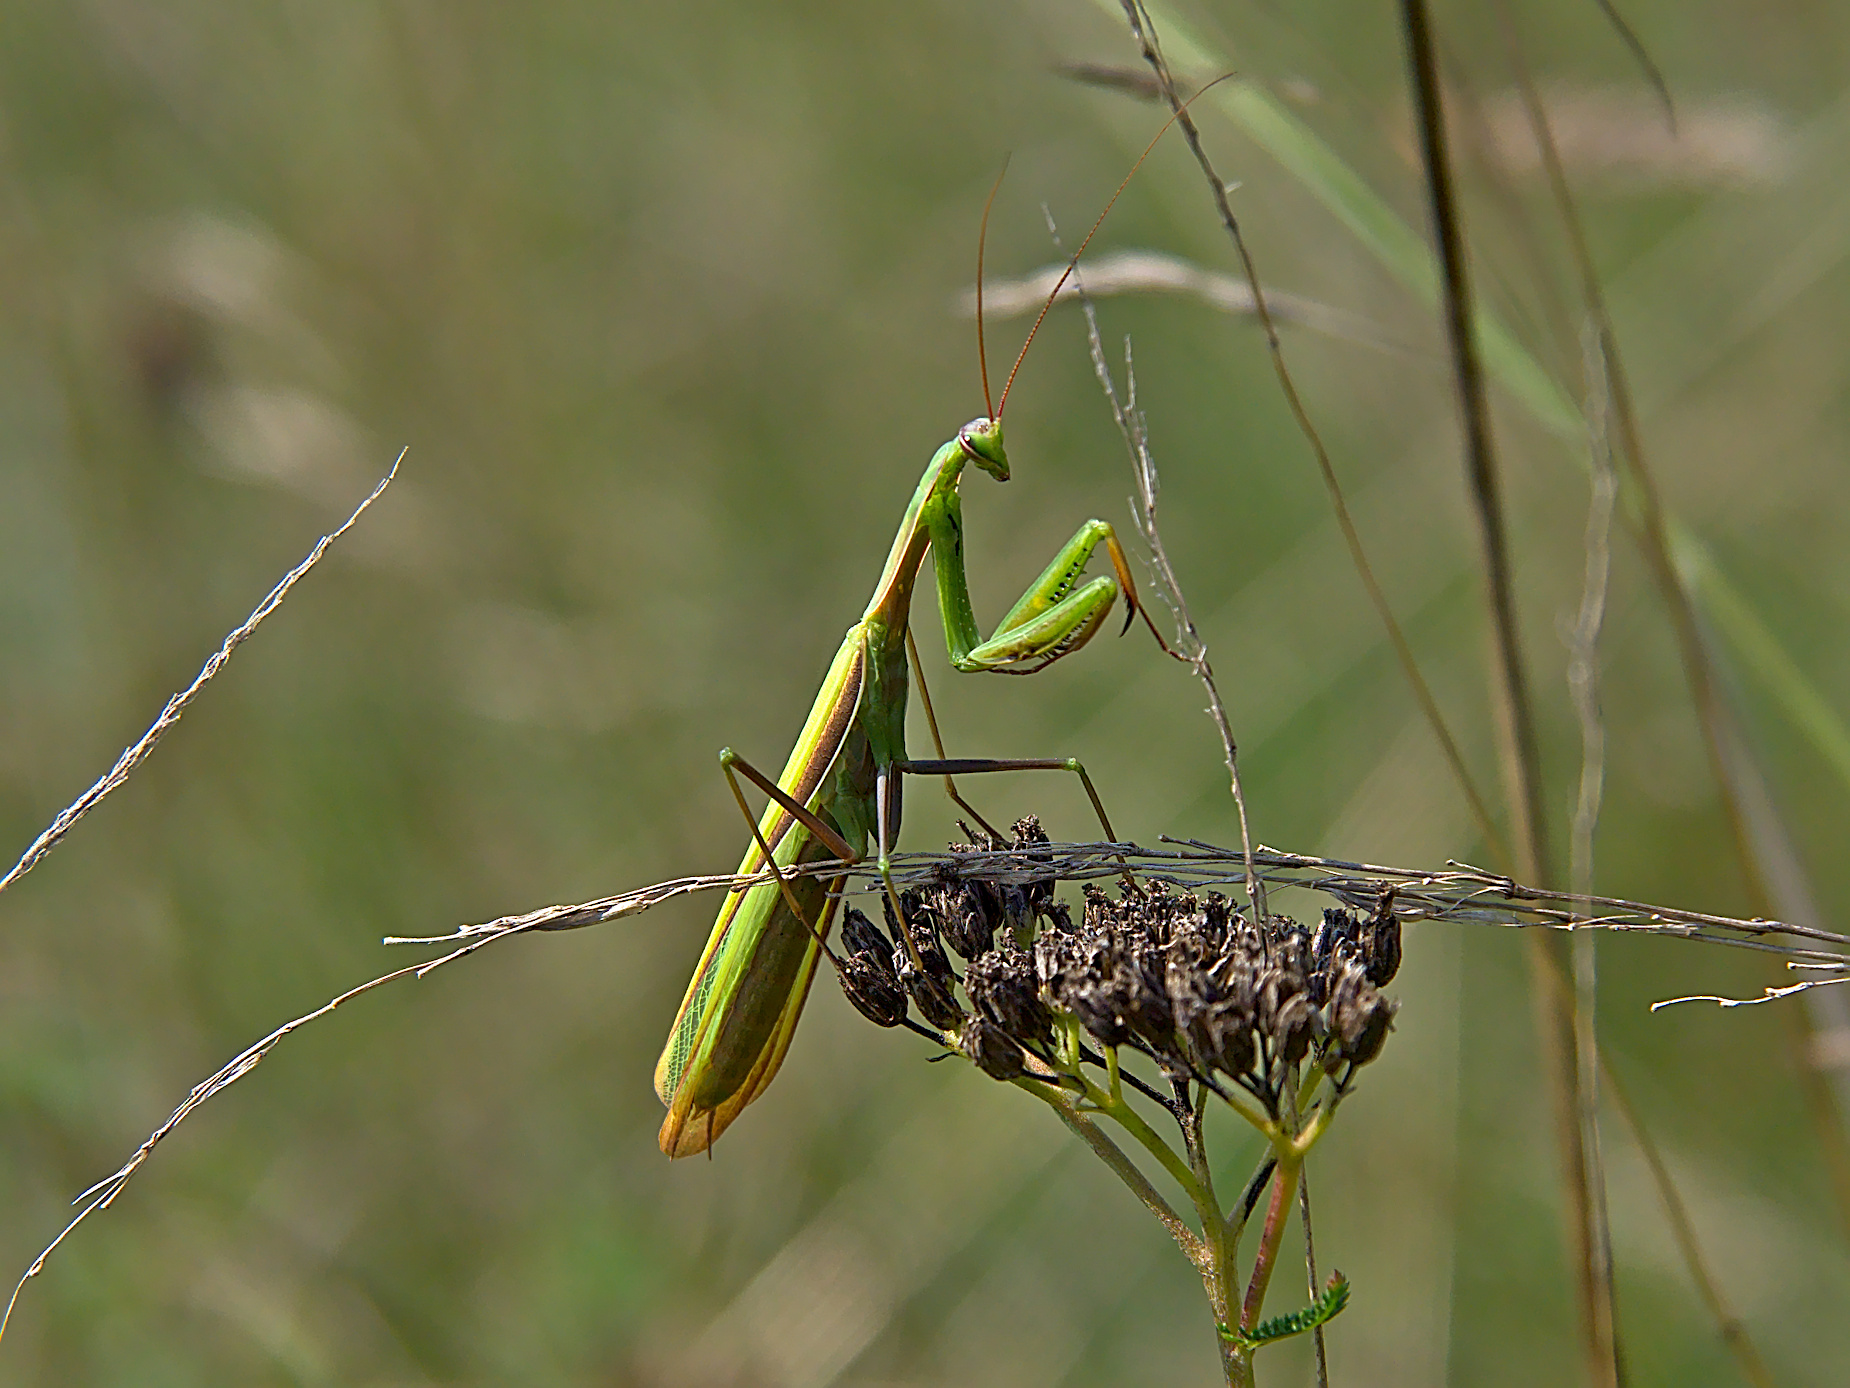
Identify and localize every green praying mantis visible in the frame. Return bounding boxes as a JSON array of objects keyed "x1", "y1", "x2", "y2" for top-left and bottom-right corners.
[{"x1": 654, "y1": 131, "x2": 1188, "y2": 1159}]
